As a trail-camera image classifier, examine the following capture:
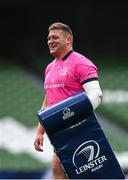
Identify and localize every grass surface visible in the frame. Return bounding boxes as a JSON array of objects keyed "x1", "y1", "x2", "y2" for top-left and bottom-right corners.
[
  {"x1": 93, "y1": 57, "x2": 128, "y2": 130},
  {"x1": 0, "y1": 61, "x2": 43, "y2": 127},
  {"x1": 0, "y1": 149, "x2": 48, "y2": 171},
  {"x1": 0, "y1": 61, "x2": 46, "y2": 171}
]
